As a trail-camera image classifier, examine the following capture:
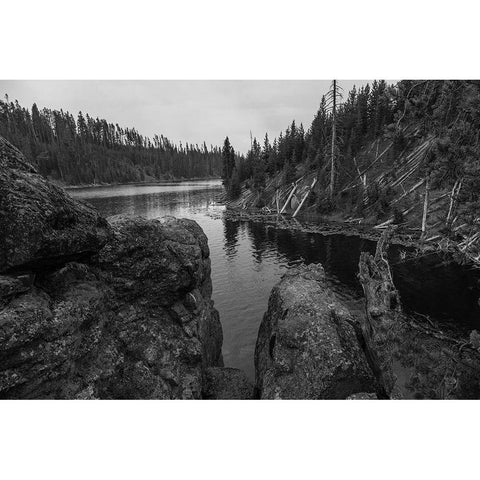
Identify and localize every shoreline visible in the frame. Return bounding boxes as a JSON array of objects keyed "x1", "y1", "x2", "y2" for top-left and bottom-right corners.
[{"x1": 223, "y1": 206, "x2": 470, "y2": 266}]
